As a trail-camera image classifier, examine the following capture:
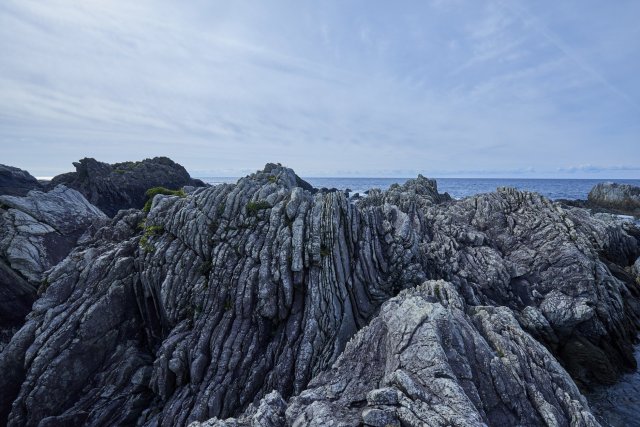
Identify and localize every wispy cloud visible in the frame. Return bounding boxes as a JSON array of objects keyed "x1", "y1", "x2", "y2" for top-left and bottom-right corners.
[{"x1": 0, "y1": 0, "x2": 638, "y2": 177}]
